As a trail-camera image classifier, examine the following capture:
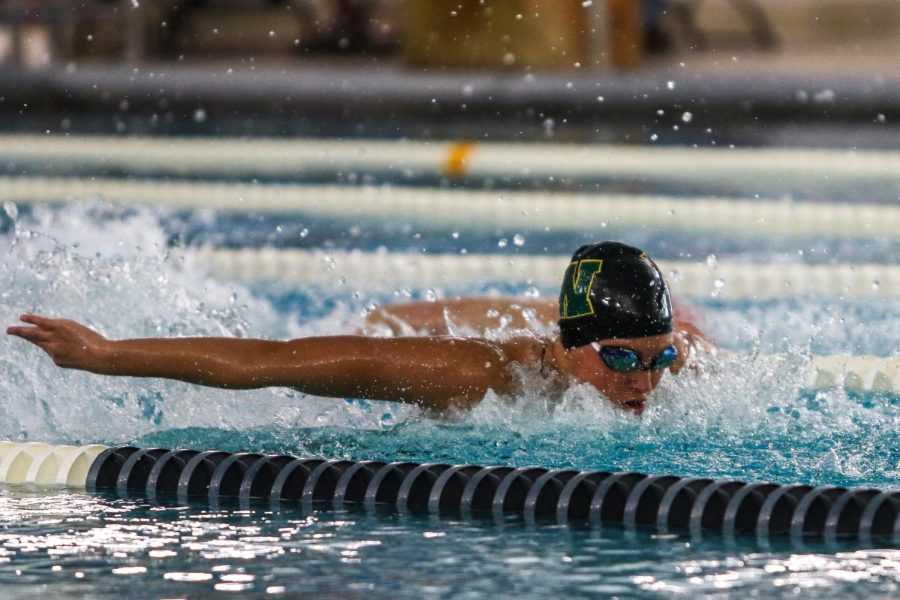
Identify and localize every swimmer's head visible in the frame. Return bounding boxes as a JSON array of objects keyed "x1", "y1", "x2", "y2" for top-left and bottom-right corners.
[
  {"x1": 557, "y1": 242, "x2": 675, "y2": 413},
  {"x1": 558, "y1": 241, "x2": 673, "y2": 347}
]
